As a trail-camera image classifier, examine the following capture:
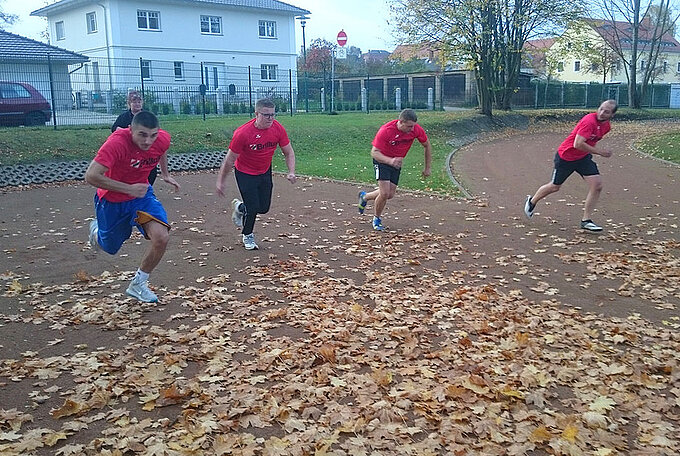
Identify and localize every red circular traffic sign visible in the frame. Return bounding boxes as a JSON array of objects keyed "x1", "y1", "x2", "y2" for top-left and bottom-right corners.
[{"x1": 337, "y1": 30, "x2": 347, "y2": 47}]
